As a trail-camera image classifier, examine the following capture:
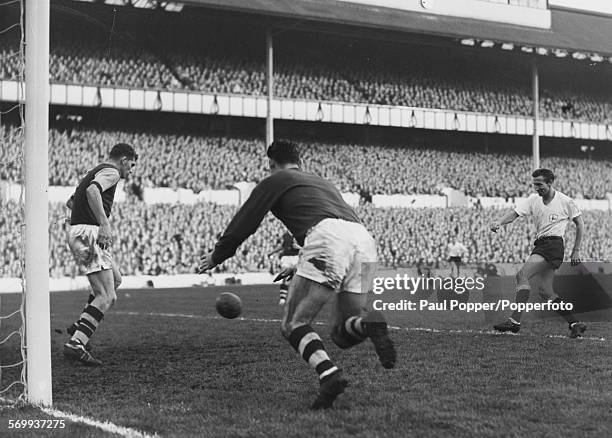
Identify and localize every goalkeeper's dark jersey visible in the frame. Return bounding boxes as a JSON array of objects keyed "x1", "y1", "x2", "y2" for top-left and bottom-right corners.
[
  {"x1": 70, "y1": 163, "x2": 120, "y2": 226},
  {"x1": 212, "y1": 168, "x2": 360, "y2": 265}
]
